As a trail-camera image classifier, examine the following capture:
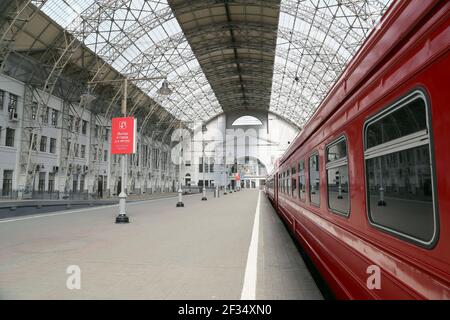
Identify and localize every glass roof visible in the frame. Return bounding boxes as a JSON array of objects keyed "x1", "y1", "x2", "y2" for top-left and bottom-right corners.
[
  {"x1": 36, "y1": 0, "x2": 393, "y2": 126},
  {"x1": 271, "y1": 0, "x2": 393, "y2": 127},
  {"x1": 39, "y1": 0, "x2": 222, "y2": 123}
]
